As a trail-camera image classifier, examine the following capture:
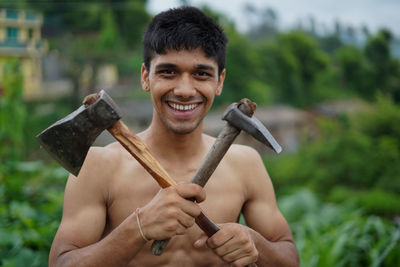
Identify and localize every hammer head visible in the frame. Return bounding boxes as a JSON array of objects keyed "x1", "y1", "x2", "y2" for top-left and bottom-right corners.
[
  {"x1": 222, "y1": 102, "x2": 282, "y2": 154},
  {"x1": 37, "y1": 90, "x2": 122, "y2": 176}
]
